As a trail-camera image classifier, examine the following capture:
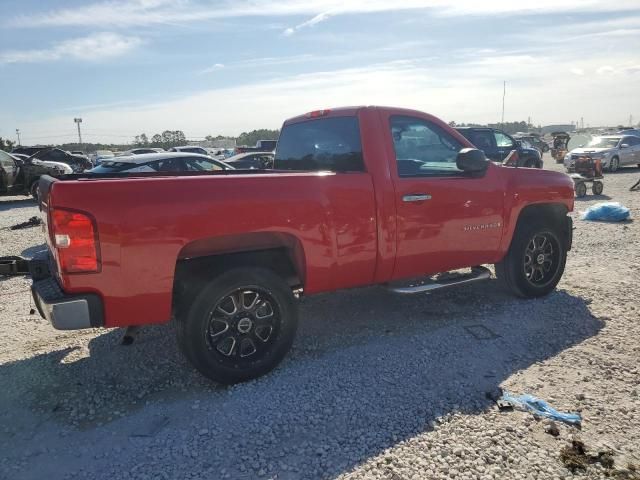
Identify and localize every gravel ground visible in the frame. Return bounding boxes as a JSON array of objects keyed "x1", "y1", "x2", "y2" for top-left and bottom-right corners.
[{"x1": 1, "y1": 159, "x2": 639, "y2": 480}]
